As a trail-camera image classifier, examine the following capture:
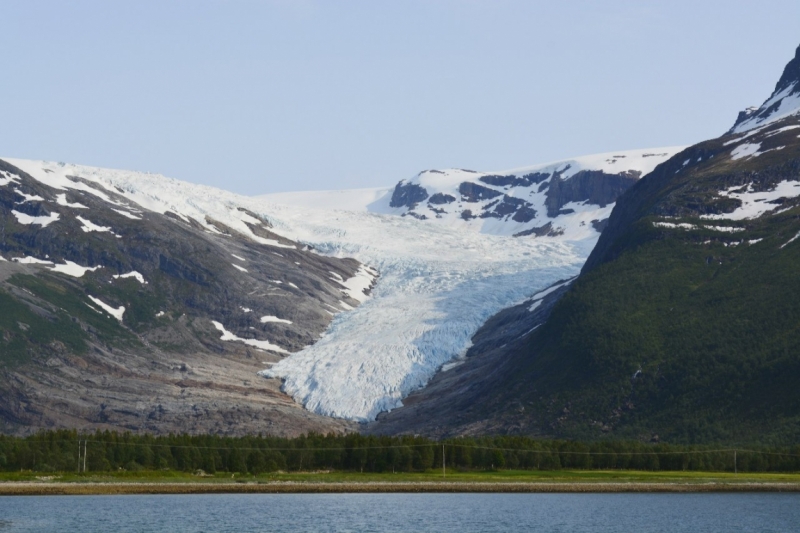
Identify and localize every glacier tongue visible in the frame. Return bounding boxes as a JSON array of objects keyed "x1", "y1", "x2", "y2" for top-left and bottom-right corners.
[{"x1": 258, "y1": 201, "x2": 586, "y2": 422}]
